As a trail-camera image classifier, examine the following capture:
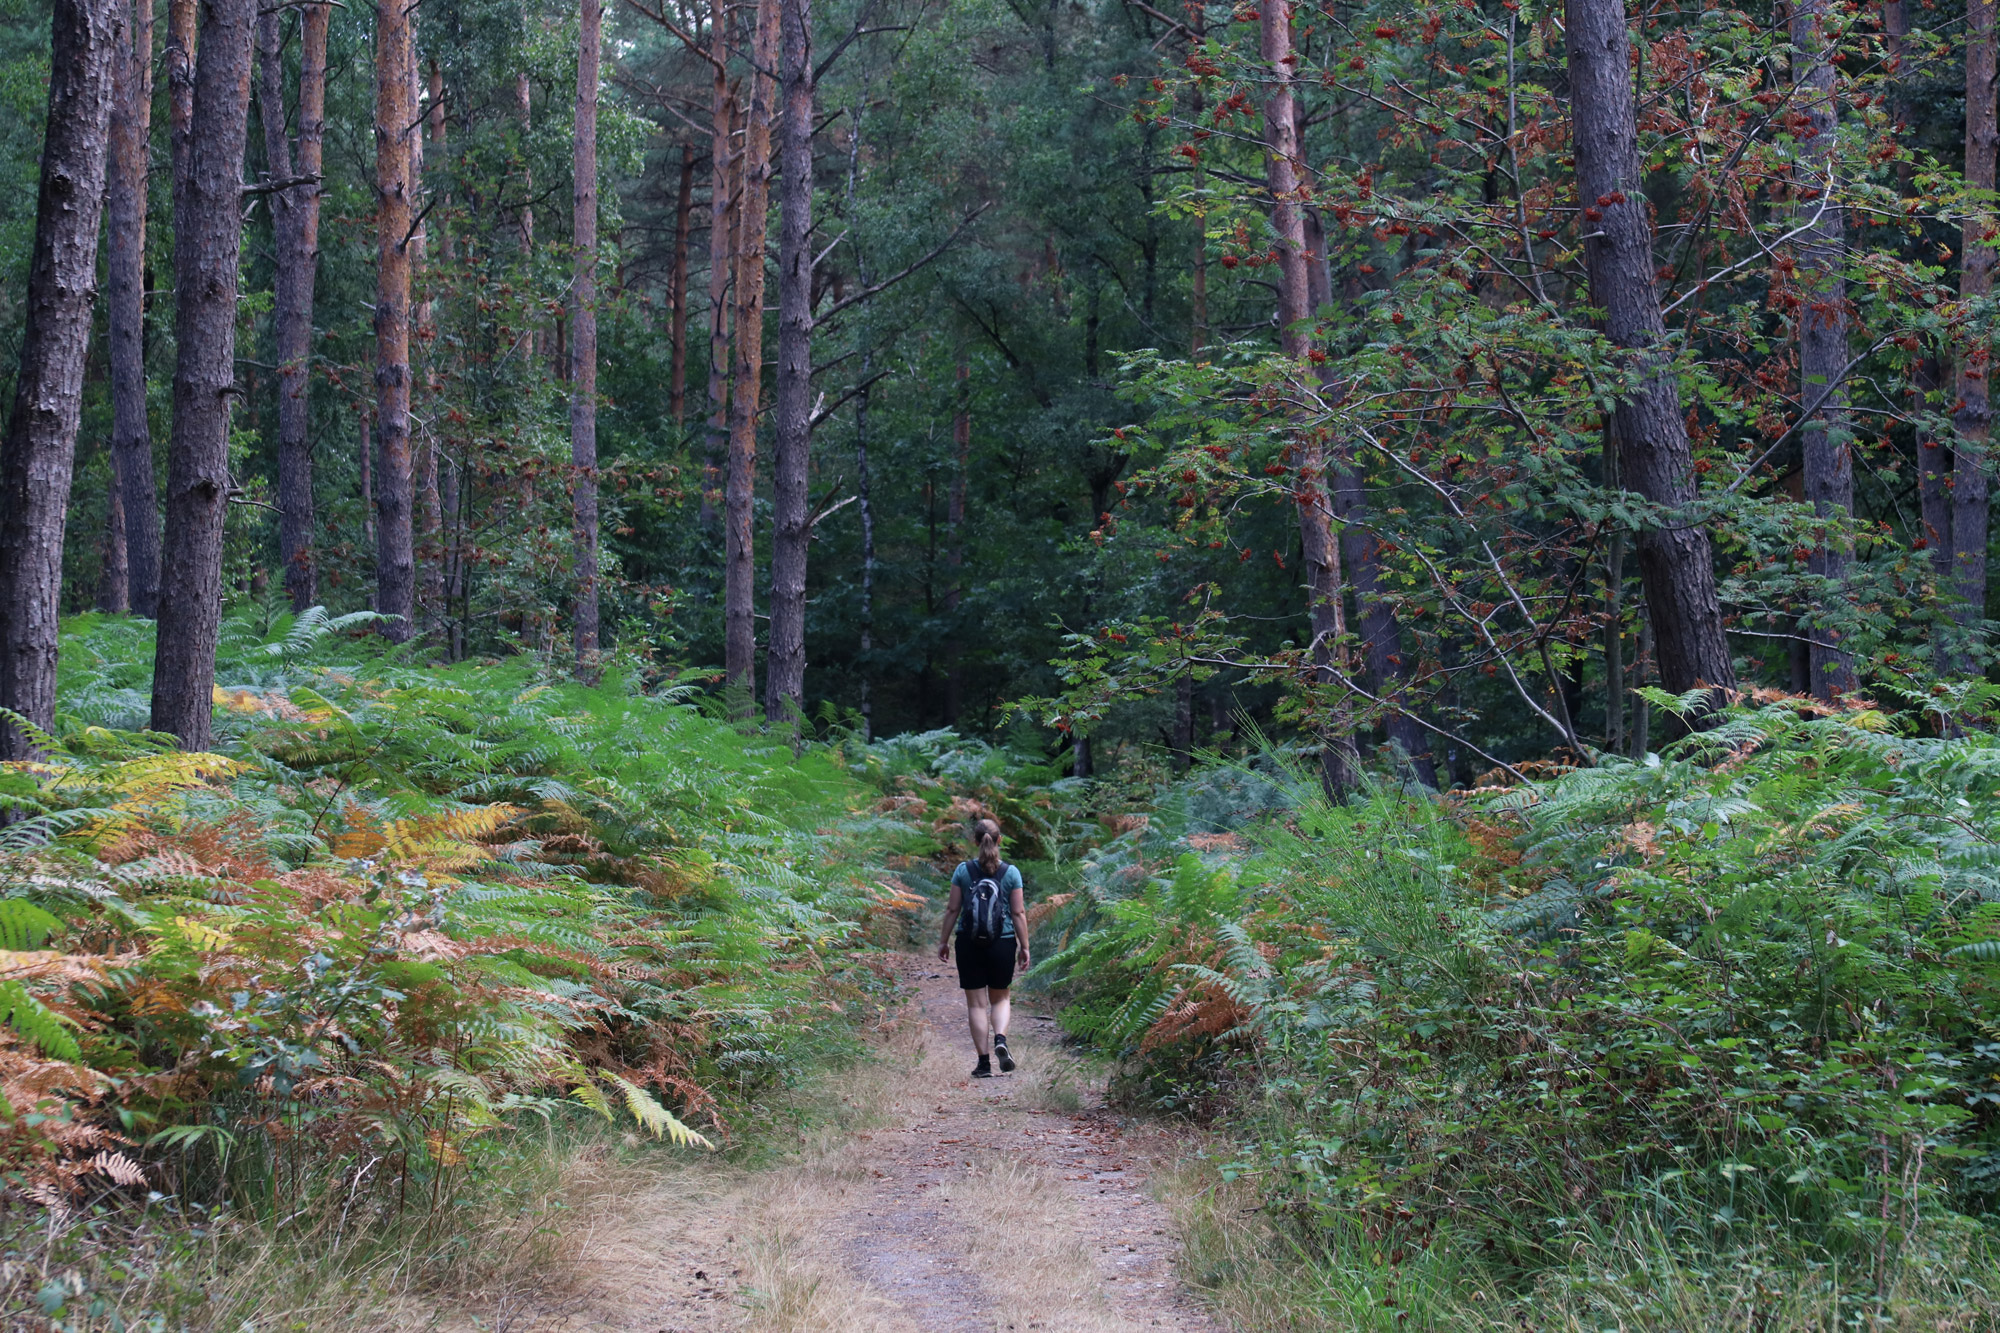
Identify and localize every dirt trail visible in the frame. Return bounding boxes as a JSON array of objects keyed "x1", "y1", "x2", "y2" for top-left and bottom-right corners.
[{"x1": 507, "y1": 955, "x2": 1222, "y2": 1333}]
